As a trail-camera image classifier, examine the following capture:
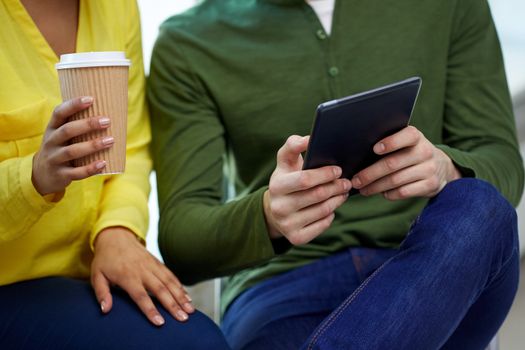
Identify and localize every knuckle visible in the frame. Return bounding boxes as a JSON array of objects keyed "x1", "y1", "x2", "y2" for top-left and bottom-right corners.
[
  {"x1": 288, "y1": 233, "x2": 305, "y2": 246},
  {"x1": 146, "y1": 308, "x2": 158, "y2": 317},
  {"x1": 268, "y1": 181, "x2": 280, "y2": 196},
  {"x1": 298, "y1": 172, "x2": 312, "y2": 189},
  {"x1": 390, "y1": 173, "x2": 402, "y2": 187},
  {"x1": 59, "y1": 124, "x2": 73, "y2": 140},
  {"x1": 270, "y1": 201, "x2": 287, "y2": 218},
  {"x1": 52, "y1": 105, "x2": 61, "y2": 117},
  {"x1": 166, "y1": 276, "x2": 181, "y2": 288},
  {"x1": 397, "y1": 187, "x2": 410, "y2": 199},
  {"x1": 320, "y1": 216, "x2": 333, "y2": 230},
  {"x1": 134, "y1": 291, "x2": 150, "y2": 303},
  {"x1": 92, "y1": 139, "x2": 102, "y2": 149},
  {"x1": 154, "y1": 284, "x2": 169, "y2": 296},
  {"x1": 407, "y1": 126, "x2": 420, "y2": 140},
  {"x1": 358, "y1": 172, "x2": 370, "y2": 184},
  {"x1": 286, "y1": 135, "x2": 298, "y2": 145},
  {"x1": 84, "y1": 165, "x2": 98, "y2": 177},
  {"x1": 384, "y1": 157, "x2": 398, "y2": 171},
  {"x1": 42, "y1": 138, "x2": 53, "y2": 150},
  {"x1": 320, "y1": 202, "x2": 333, "y2": 217},
  {"x1": 428, "y1": 176, "x2": 440, "y2": 190},
  {"x1": 312, "y1": 186, "x2": 327, "y2": 200},
  {"x1": 421, "y1": 145, "x2": 434, "y2": 159},
  {"x1": 64, "y1": 146, "x2": 76, "y2": 159},
  {"x1": 426, "y1": 161, "x2": 438, "y2": 175},
  {"x1": 56, "y1": 169, "x2": 69, "y2": 182},
  {"x1": 279, "y1": 219, "x2": 294, "y2": 234},
  {"x1": 88, "y1": 117, "x2": 100, "y2": 130},
  {"x1": 173, "y1": 289, "x2": 186, "y2": 300},
  {"x1": 170, "y1": 301, "x2": 181, "y2": 311}
]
